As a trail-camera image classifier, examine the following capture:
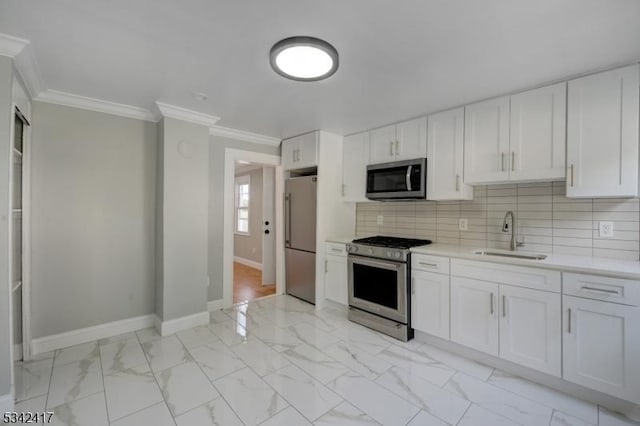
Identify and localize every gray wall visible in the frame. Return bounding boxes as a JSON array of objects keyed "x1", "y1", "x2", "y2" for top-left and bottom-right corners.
[
  {"x1": 31, "y1": 102, "x2": 157, "y2": 338},
  {"x1": 234, "y1": 168, "x2": 263, "y2": 264},
  {"x1": 208, "y1": 136, "x2": 279, "y2": 301},
  {"x1": 0, "y1": 55, "x2": 14, "y2": 397},
  {"x1": 156, "y1": 117, "x2": 209, "y2": 320}
]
